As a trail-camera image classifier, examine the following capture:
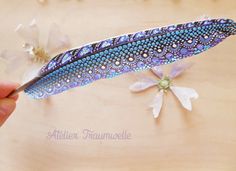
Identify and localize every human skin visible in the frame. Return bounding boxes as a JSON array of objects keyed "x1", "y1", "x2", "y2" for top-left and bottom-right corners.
[{"x1": 0, "y1": 82, "x2": 19, "y2": 127}]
